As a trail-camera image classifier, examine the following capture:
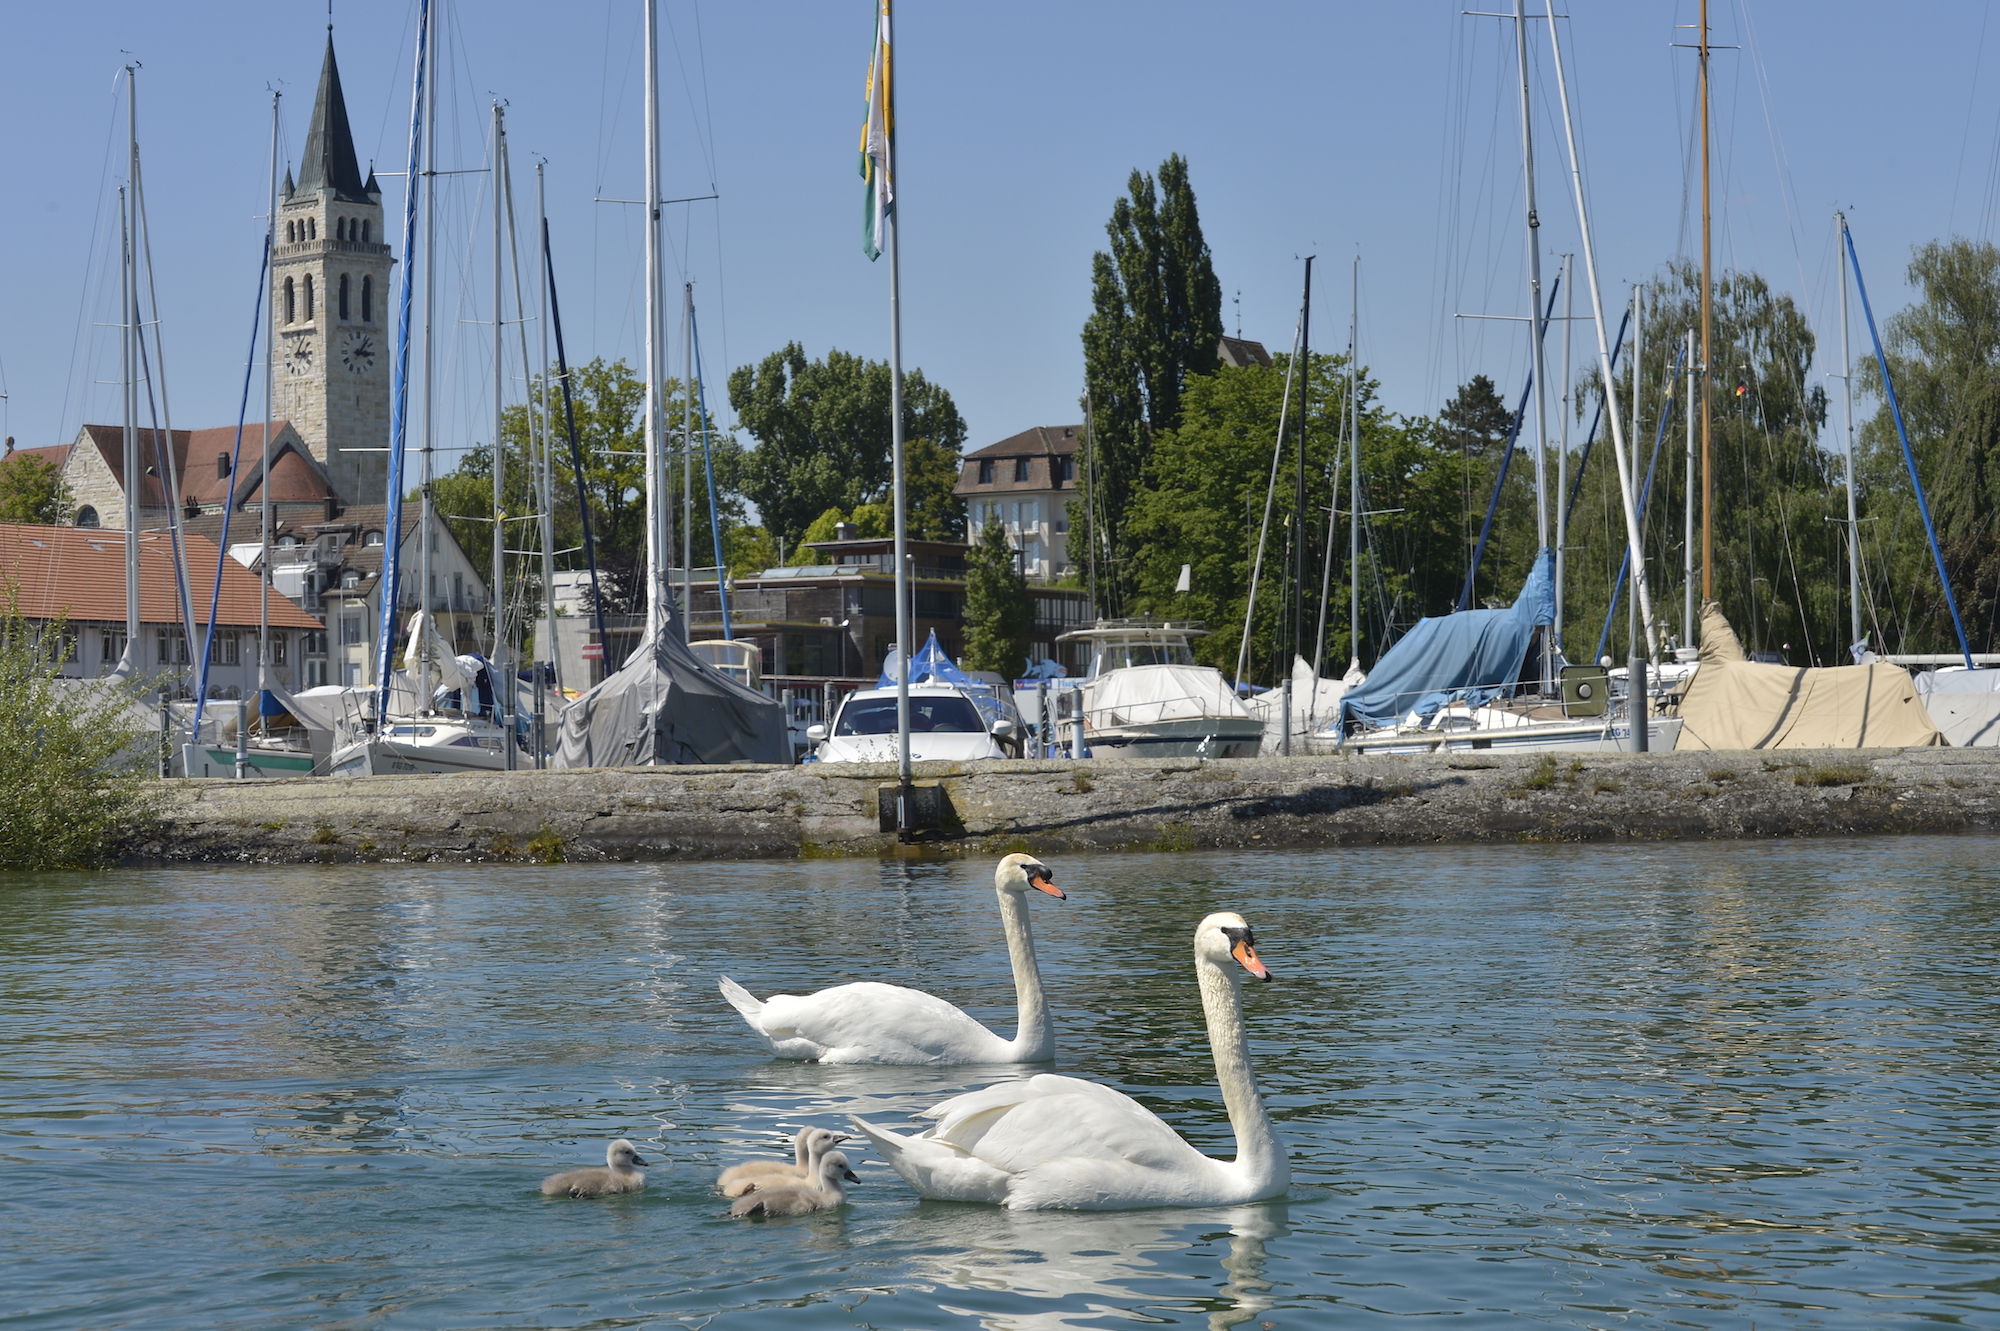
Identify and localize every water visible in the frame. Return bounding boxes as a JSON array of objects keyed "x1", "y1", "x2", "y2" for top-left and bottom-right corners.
[{"x1": 5, "y1": 838, "x2": 2000, "y2": 1328}]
